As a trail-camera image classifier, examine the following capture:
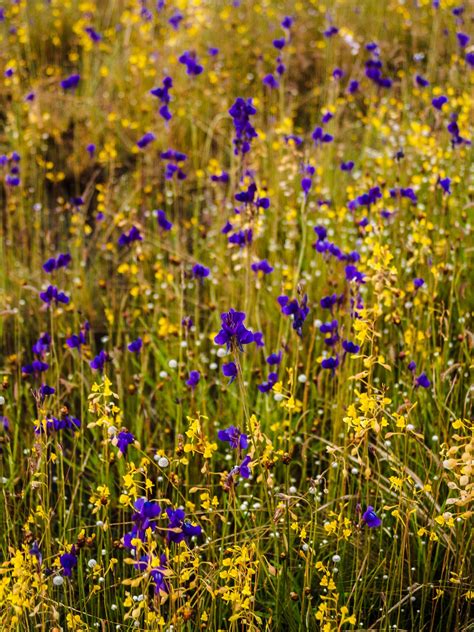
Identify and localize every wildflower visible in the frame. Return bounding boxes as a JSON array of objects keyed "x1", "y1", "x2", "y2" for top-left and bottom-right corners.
[
  {"x1": 214, "y1": 309, "x2": 254, "y2": 351},
  {"x1": 86, "y1": 143, "x2": 95, "y2": 157},
  {"x1": 156, "y1": 209, "x2": 173, "y2": 231},
  {"x1": 312, "y1": 126, "x2": 333, "y2": 146},
  {"x1": 348, "y1": 80, "x2": 359, "y2": 93},
  {"x1": 228, "y1": 228, "x2": 253, "y2": 248},
  {"x1": 85, "y1": 26, "x2": 101, "y2": 42},
  {"x1": 136, "y1": 132, "x2": 156, "y2": 149},
  {"x1": 42, "y1": 253, "x2": 71, "y2": 272},
  {"x1": 60, "y1": 547, "x2": 78, "y2": 576},
  {"x1": 413, "y1": 278, "x2": 425, "y2": 289},
  {"x1": 415, "y1": 372, "x2": 431, "y2": 388},
  {"x1": 22, "y1": 360, "x2": 49, "y2": 375},
  {"x1": 324, "y1": 26, "x2": 339, "y2": 37},
  {"x1": 263, "y1": 74, "x2": 279, "y2": 89},
  {"x1": 281, "y1": 16, "x2": 293, "y2": 29},
  {"x1": 456, "y1": 32, "x2": 469, "y2": 48},
  {"x1": 415, "y1": 74, "x2": 429, "y2": 87},
  {"x1": 89, "y1": 350, "x2": 109, "y2": 371},
  {"x1": 151, "y1": 76, "x2": 173, "y2": 121},
  {"x1": 32, "y1": 333, "x2": 51, "y2": 356},
  {"x1": 128, "y1": 338, "x2": 143, "y2": 353},
  {"x1": 258, "y1": 372, "x2": 278, "y2": 393},
  {"x1": 253, "y1": 331, "x2": 264, "y2": 347},
  {"x1": 266, "y1": 351, "x2": 282, "y2": 365},
  {"x1": 321, "y1": 356, "x2": 339, "y2": 371},
  {"x1": 179, "y1": 51, "x2": 203, "y2": 76},
  {"x1": 210, "y1": 171, "x2": 229, "y2": 183},
  {"x1": 340, "y1": 160, "x2": 354, "y2": 171},
  {"x1": 218, "y1": 425, "x2": 248, "y2": 450},
  {"x1": 342, "y1": 340, "x2": 360, "y2": 354},
  {"x1": 116, "y1": 430, "x2": 135, "y2": 455},
  {"x1": 186, "y1": 370, "x2": 200, "y2": 389},
  {"x1": 29, "y1": 542, "x2": 42, "y2": 565},
  {"x1": 438, "y1": 177, "x2": 451, "y2": 194},
  {"x1": 169, "y1": 11, "x2": 183, "y2": 29},
  {"x1": 432, "y1": 95, "x2": 448, "y2": 110},
  {"x1": 362, "y1": 506, "x2": 381, "y2": 528},
  {"x1": 192, "y1": 264, "x2": 210, "y2": 279},
  {"x1": 166, "y1": 508, "x2": 202, "y2": 543},
  {"x1": 251, "y1": 260, "x2": 273, "y2": 275},
  {"x1": 60, "y1": 74, "x2": 80, "y2": 90},
  {"x1": 123, "y1": 498, "x2": 162, "y2": 549},
  {"x1": 229, "y1": 454, "x2": 252, "y2": 480},
  {"x1": 408, "y1": 361, "x2": 416, "y2": 372},
  {"x1": 39, "y1": 384, "x2": 55, "y2": 398},
  {"x1": 229, "y1": 97, "x2": 258, "y2": 155},
  {"x1": 39, "y1": 285, "x2": 70, "y2": 305},
  {"x1": 222, "y1": 361, "x2": 238, "y2": 382},
  {"x1": 332, "y1": 67, "x2": 344, "y2": 79},
  {"x1": 278, "y1": 295, "x2": 309, "y2": 336}
]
